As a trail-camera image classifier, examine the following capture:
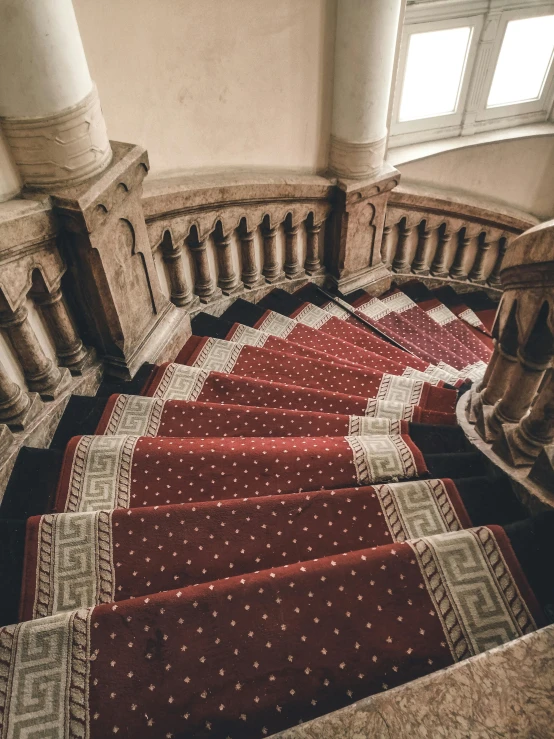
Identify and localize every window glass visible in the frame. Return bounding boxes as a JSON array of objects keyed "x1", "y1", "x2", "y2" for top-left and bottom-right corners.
[
  {"x1": 399, "y1": 26, "x2": 473, "y2": 122},
  {"x1": 487, "y1": 15, "x2": 554, "y2": 107}
]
